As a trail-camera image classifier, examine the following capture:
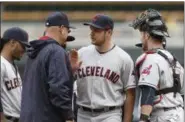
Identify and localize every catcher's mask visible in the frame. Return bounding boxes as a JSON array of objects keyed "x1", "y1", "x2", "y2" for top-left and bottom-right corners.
[{"x1": 129, "y1": 8, "x2": 170, "y2": 37}]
